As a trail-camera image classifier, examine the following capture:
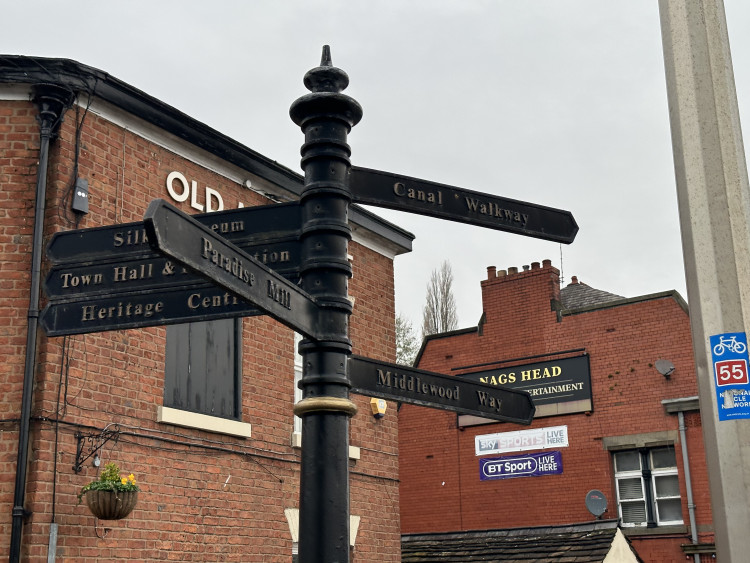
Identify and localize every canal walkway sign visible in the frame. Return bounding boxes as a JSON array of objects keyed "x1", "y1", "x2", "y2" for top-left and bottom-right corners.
[{"x1": 350, "y1": 166, "x2": 578, "y2": 244}]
